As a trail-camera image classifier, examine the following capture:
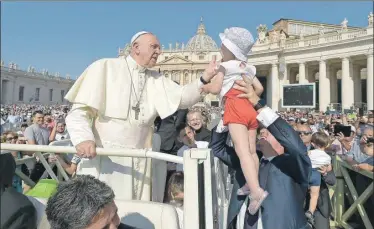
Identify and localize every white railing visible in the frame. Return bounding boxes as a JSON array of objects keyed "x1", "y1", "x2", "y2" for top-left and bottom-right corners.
[{"x1": 1, "y1": 142, "x2": 230, "y2": 229}]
